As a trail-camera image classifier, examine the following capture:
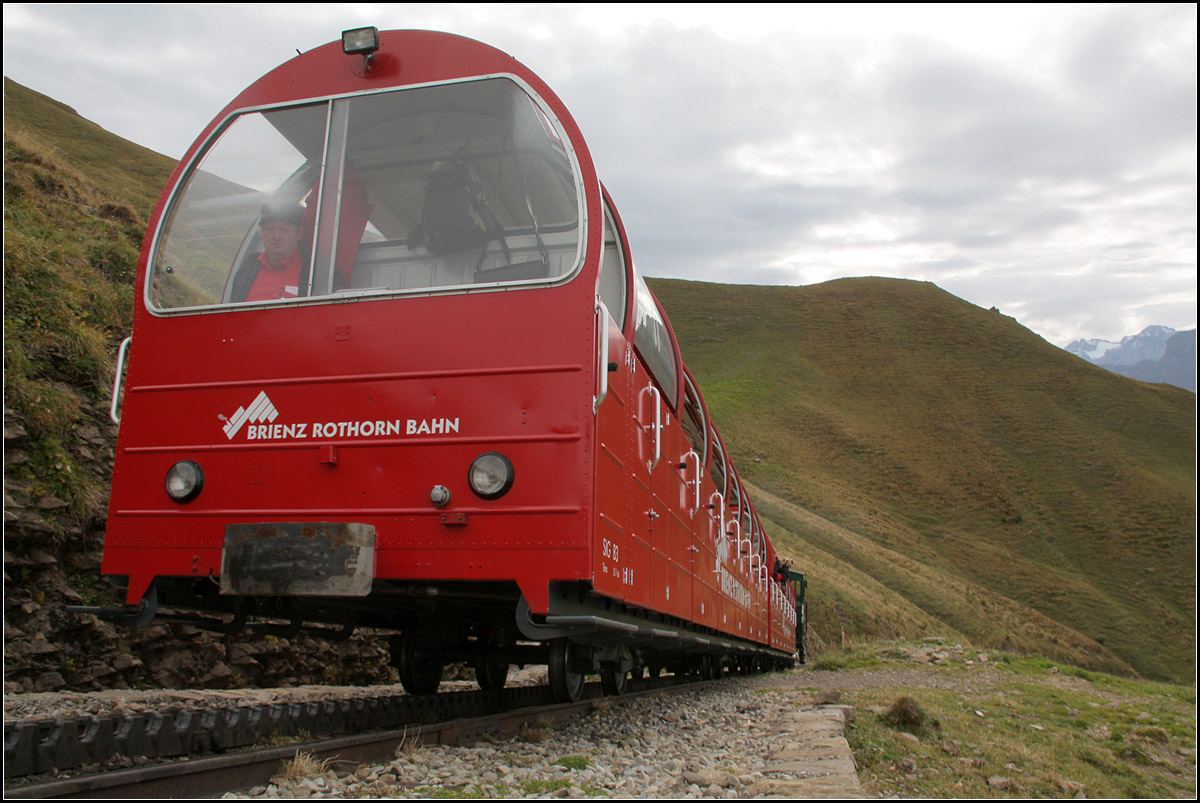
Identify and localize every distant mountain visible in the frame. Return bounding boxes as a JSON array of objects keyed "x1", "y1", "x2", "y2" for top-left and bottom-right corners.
[
  {"x1": 1066, "y1": 325, "x2": 1177, "y2": 365},
  {"x1": 1066, "y1": 326, "x2": 1196, "y2": 391},
  {"x1": 1106, "y1": 330, "x2": 1197, "y2": 392}
]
